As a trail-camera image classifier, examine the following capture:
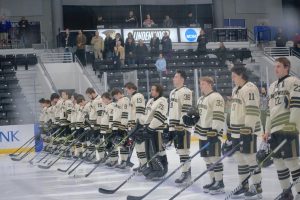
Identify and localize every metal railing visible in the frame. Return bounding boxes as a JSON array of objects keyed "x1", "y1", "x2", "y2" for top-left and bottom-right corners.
[
  {"x1": 264, "y1": 47, "x2": 290, "y2": 57},
  {"x1": 37, "y1": 56, "x2": 58, "y2": 93},
  {"x1": 40, "y1": 52, "x2": 73, "y2": 63},
  {"x1": 74, "y1": 55, "x2": 102, "y2": 94},
  {"x1": 291, "y1": 48, "x2": 300, "y2": 60}
]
